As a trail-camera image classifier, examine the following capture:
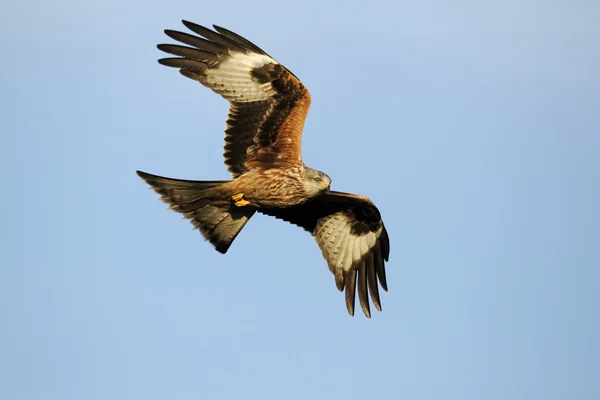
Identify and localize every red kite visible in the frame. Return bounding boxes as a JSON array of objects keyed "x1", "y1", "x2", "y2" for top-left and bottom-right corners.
[{"x1": 138, "y1": 21, "x2": 390, "y2": 317}]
